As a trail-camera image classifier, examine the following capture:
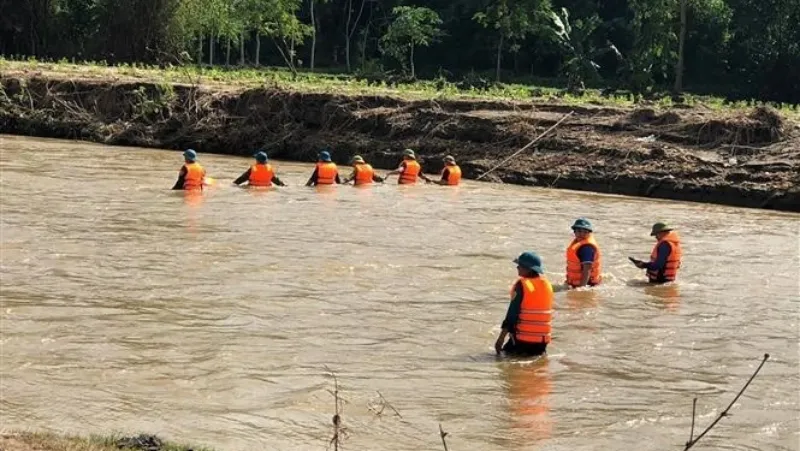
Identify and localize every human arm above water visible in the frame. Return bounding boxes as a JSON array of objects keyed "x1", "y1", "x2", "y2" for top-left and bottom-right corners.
[
  {"x1": 575, "y1": 244, "x2": 596, "y2": 287},
  {"x1": 171, "y1": 166, "x2": 187, "y2": 190},
  {"x1": 305, "y1": 168, "x2": 319, "y2": 186},
  {"x1": 233, "y1": 168, "x2": 251, "y2": 186},
  {"x1": 495, "y1": 282, "x2": 523, "y2": 353}
]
